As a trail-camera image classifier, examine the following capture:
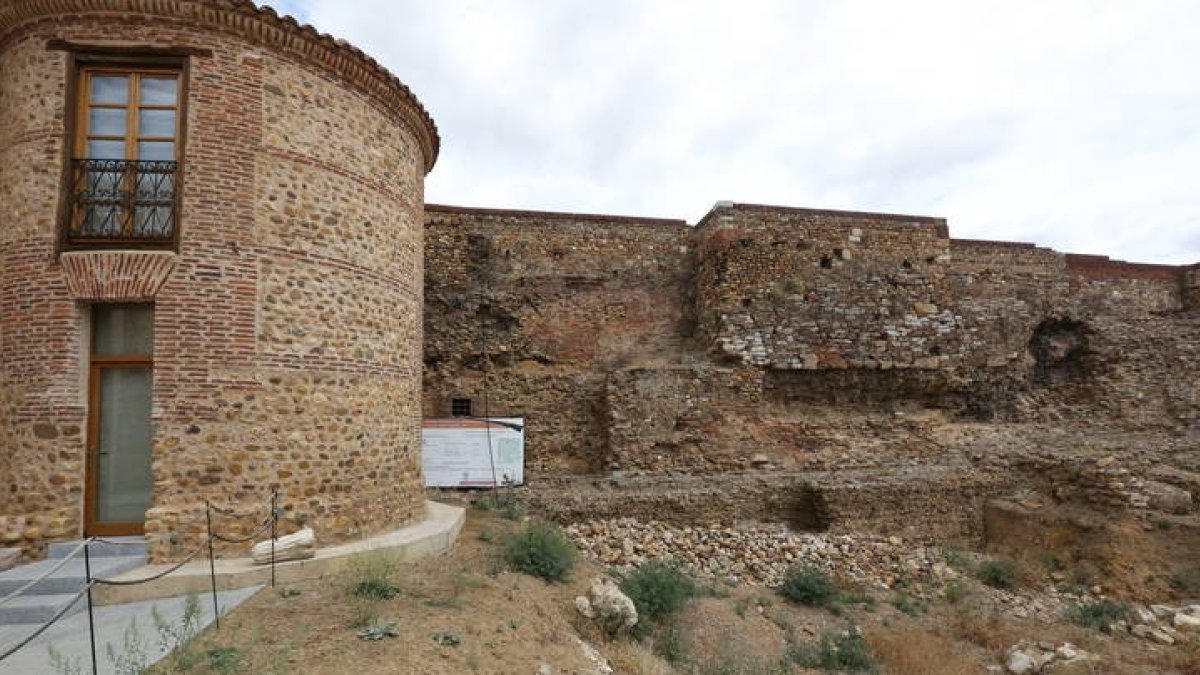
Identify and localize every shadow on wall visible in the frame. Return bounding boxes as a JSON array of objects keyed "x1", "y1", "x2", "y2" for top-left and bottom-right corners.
[
  {"x1": 1029, "y1": 318, "x2": 1095, "y2": 384},
  {"x1": 789, "y1": 483, "x2": 831, "y2": 532}
]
